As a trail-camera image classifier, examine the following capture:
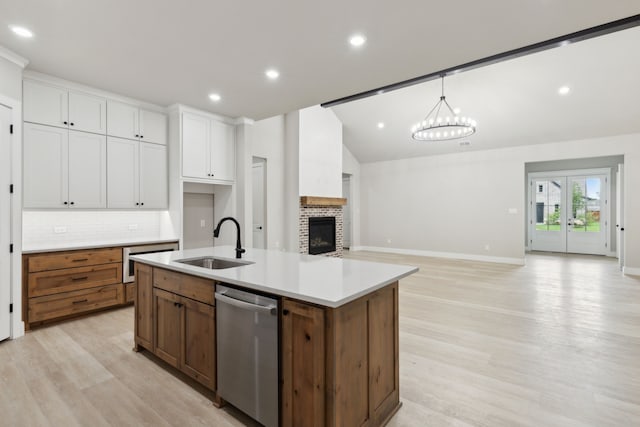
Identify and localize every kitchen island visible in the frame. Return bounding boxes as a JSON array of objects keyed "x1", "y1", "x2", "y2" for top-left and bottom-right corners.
[{"x1": 131, "y1": 246, "x2": 418, "y2": 427}]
